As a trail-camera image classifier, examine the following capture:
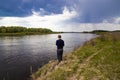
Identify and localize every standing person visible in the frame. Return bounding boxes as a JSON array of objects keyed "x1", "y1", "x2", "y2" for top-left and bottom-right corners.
[{"x1": 56, "y1": 35, "x2": 64, "y2": 62}]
